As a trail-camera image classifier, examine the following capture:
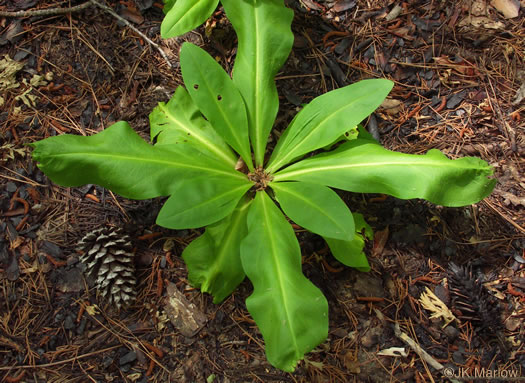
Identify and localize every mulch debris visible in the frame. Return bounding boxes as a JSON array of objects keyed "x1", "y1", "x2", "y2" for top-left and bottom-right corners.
[{"x1": 1, "y1": 0, "x2": 524, "y2": 382}]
